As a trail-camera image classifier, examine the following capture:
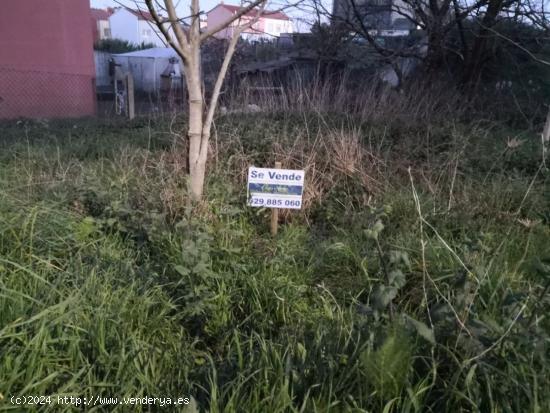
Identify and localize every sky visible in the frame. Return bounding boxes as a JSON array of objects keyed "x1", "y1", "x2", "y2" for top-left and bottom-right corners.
[{"x1": 89, "y1": 0, "x2": 323, "y2": 31}]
